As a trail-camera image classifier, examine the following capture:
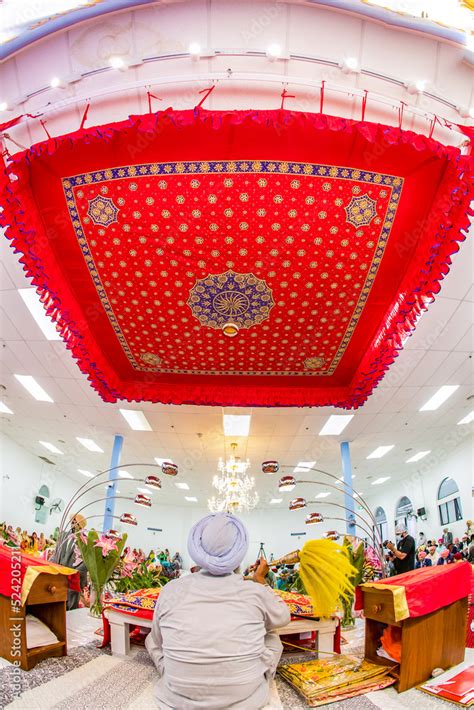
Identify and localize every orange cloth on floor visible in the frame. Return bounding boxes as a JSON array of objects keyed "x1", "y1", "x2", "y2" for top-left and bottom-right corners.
[{"x1": 380, "y1": 625, "x2": 401, "y2": 663}]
